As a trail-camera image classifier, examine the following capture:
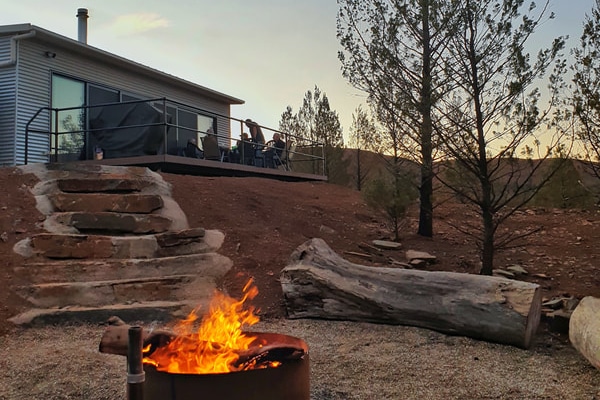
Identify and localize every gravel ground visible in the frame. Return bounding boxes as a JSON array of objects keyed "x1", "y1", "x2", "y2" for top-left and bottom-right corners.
[{"x1": 0, "y1": 319, "x2": 598, "y2": 400}]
